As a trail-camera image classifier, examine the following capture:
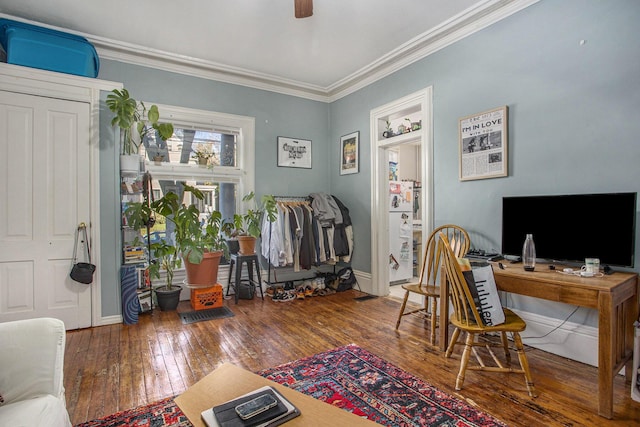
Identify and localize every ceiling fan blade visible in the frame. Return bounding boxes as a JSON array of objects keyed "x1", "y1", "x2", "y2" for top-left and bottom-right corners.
[{"x1": 295, "y1": 0, "x2": 313, "y2": 18}]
